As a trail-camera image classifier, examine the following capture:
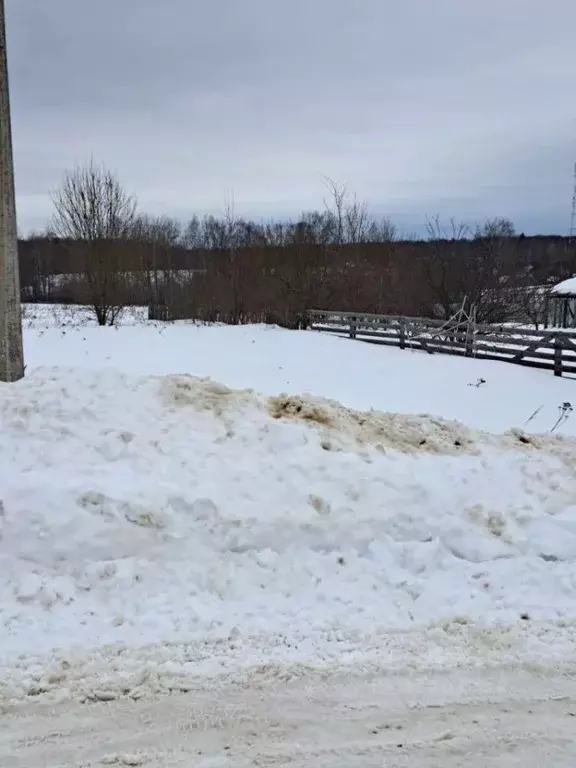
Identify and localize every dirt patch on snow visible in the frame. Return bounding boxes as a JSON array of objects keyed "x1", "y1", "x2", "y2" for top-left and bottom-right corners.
[
  {"x1": 268, "y1": 393, "x2": 477, "y2": 454},
  {"x1": 160, "y1": 375, "x2": 576, "y2": 458},
  {"x1": 163, "y1": 376, "x2": 476, "y2": 455},
  {"x1": 161, "y1": 375, "x2": 255, "y2": 417}
]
